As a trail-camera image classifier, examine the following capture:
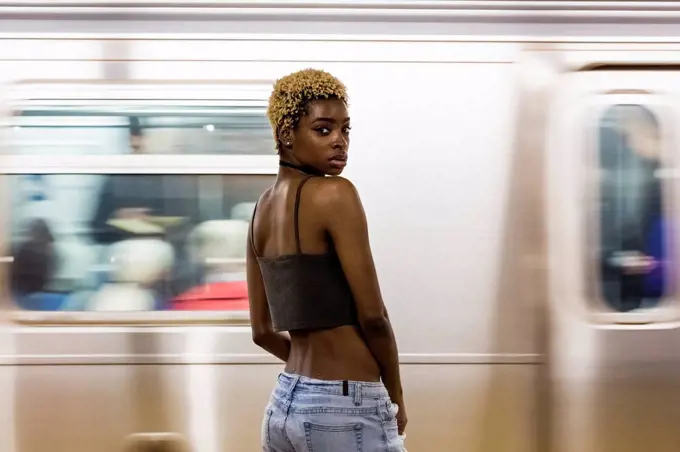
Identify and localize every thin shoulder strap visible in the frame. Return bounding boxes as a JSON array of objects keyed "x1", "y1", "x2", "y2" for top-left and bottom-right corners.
[
  {"x1": 294, "y1": 176, "x2": 314, "y2": 254},
  {"x1": 249, "y1": 200, "x2": 260, "y2": 257}
]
